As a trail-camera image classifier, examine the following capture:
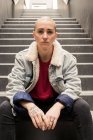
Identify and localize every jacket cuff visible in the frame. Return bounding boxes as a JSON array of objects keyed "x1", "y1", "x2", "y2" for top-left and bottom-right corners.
[
  {"x1": 56, "y1": 94, "x2": 74, "y2": 111},
  {"x1": 13, "y1": 91, "x2": 34, "y2": 113}
]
